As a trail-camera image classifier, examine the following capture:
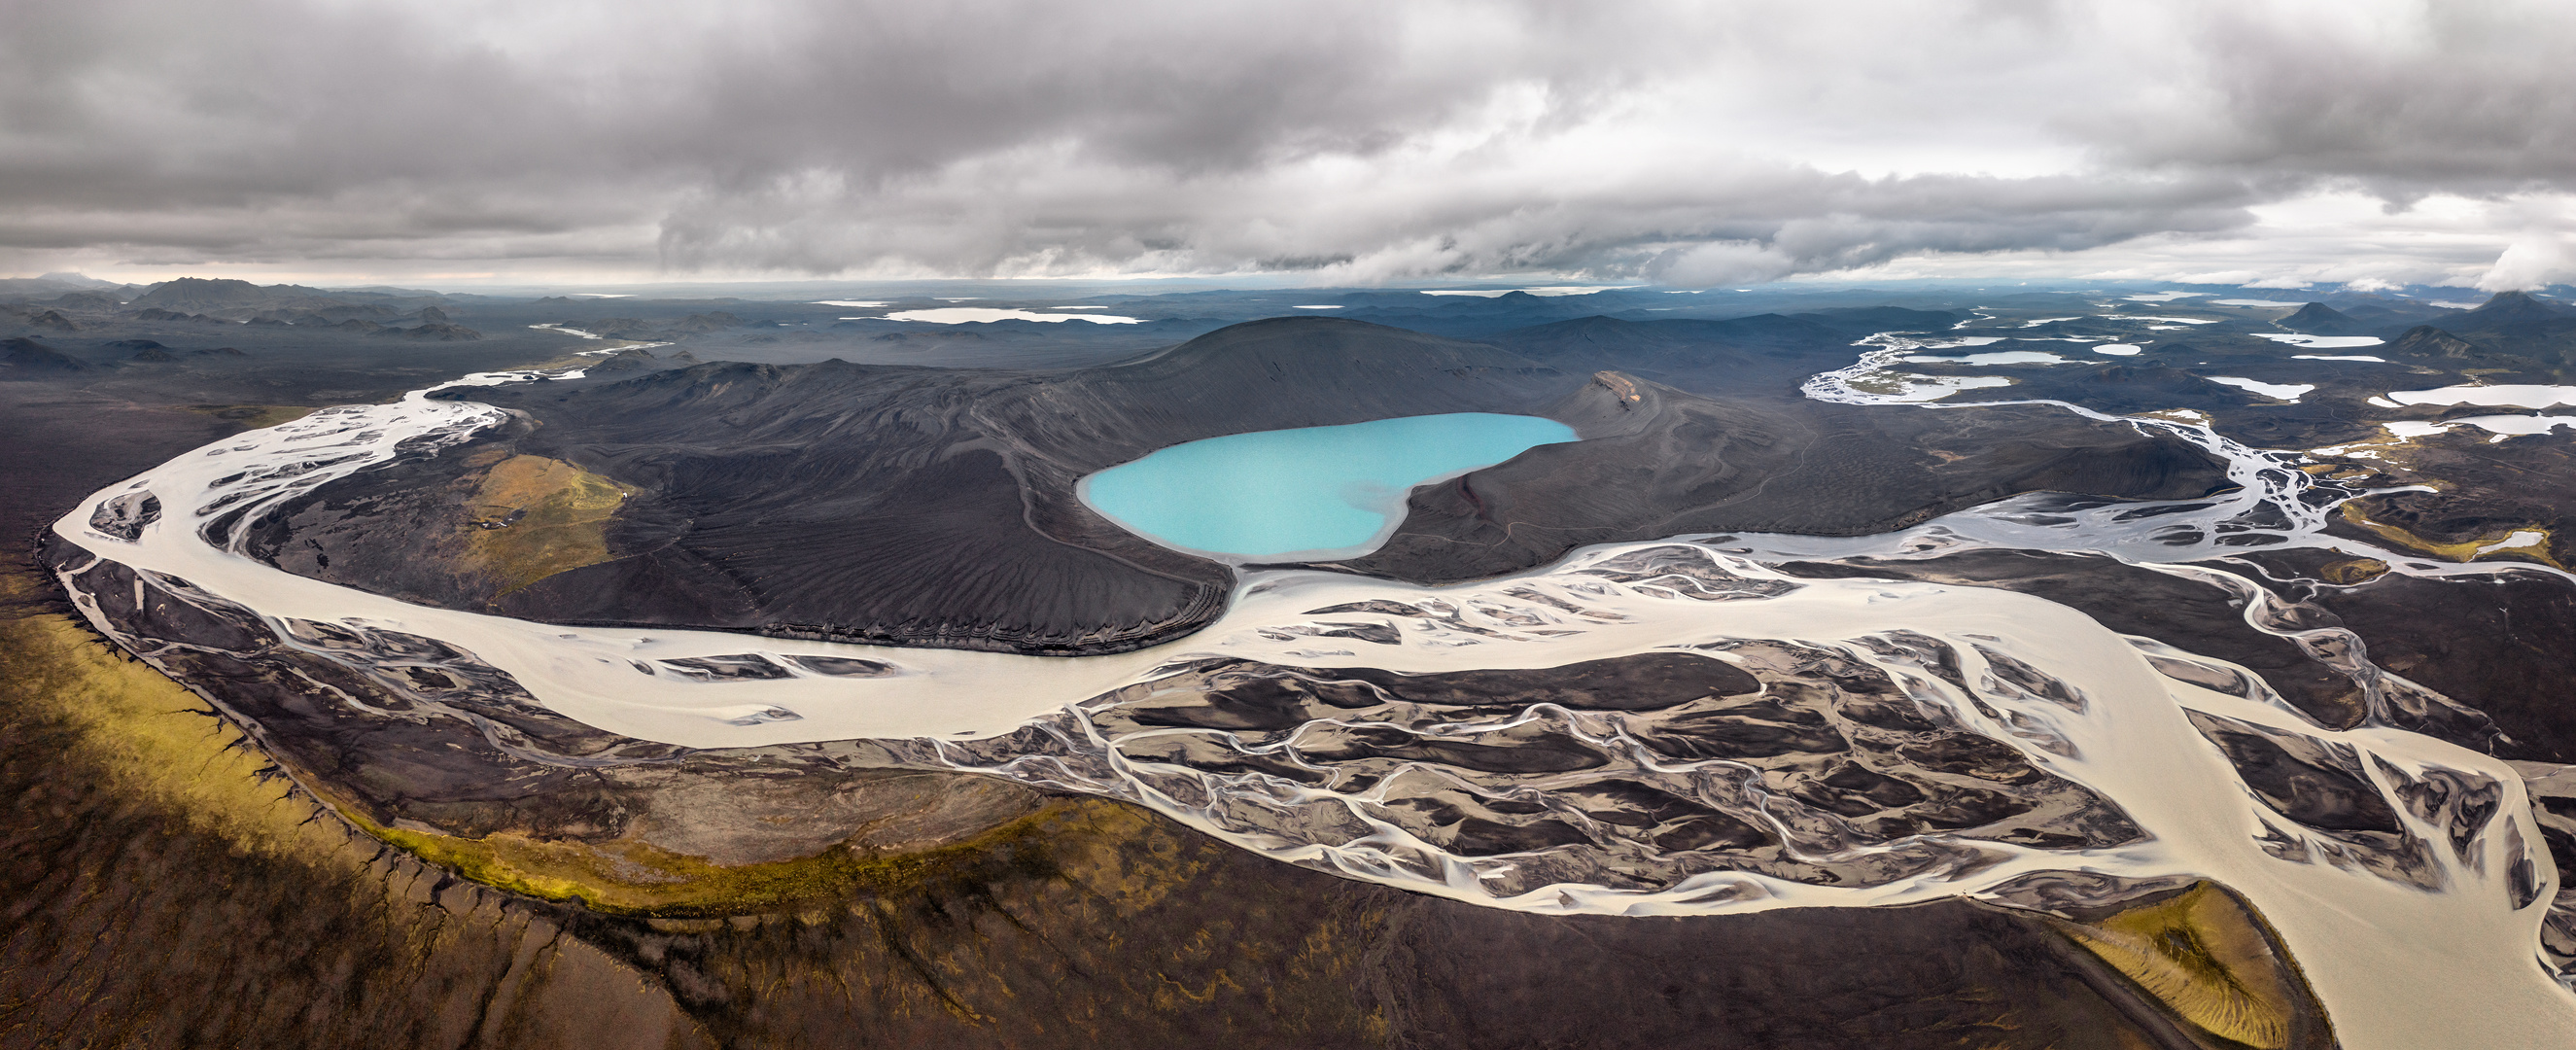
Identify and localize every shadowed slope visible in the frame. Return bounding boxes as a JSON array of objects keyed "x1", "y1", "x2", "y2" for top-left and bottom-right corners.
[{"x1": 253, "y1": 316, "x2": 2227, "y2": 651}]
